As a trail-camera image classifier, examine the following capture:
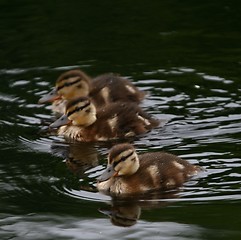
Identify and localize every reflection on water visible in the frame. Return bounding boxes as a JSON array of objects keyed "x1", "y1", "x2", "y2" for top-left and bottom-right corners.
[
  {"x1": 99, "y1": 203, "x2": 142, "y2": 227},
  {"x1": 50, "y1": 141, "x2": 99, "y2": 175}
]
